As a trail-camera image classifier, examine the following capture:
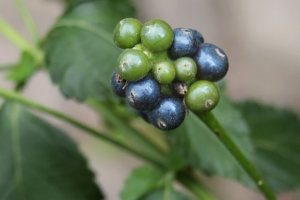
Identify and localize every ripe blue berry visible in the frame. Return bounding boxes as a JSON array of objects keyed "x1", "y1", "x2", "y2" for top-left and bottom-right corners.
[
  {"x1": 111, "y1": 71, "x2": 127, "y2": 97},
  {"x1": 150, "y1": 97, "x2": 186, "y2": 130},
  {"x1": 126, "y1": 76, "x2": 160, "y2": 110},
  {"x1": 194, "y1": 43, "x2": 228, "y2": 81},
  {"x1": 169, "y1": 28, "x2": 204, "y2": 59}
]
